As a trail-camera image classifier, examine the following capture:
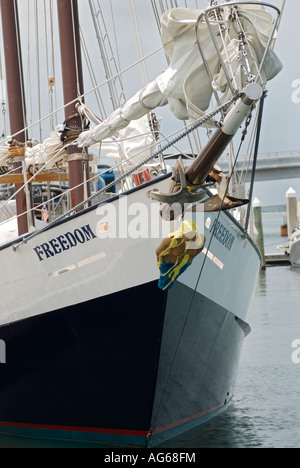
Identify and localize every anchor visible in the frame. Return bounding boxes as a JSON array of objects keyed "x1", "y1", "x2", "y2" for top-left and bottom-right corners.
[
  {"x1": 147, "y1": 157, "x2": 206, "y2": 219},
  {"x1": 200, "y1": 166, "x2": 250, "y2": 213},
  {"x1": 148, "y1": 157, "x2": 249, "y2": 220}
]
